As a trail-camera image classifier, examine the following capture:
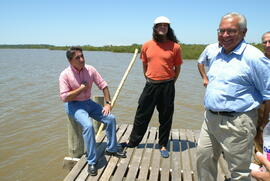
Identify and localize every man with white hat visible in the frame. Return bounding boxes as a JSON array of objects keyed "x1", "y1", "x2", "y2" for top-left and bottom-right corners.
[{"x1": 121, "y1": 16, "x2": 183, "y2": 158}]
